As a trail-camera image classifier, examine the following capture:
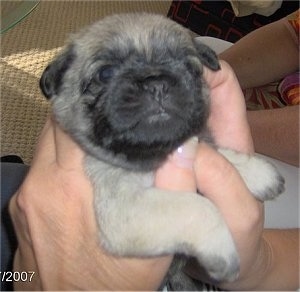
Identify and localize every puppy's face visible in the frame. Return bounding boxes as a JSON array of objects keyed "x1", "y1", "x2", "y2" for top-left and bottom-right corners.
[{"x1": 40, "y1": 13, "x2": 219, "y2": 170}]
